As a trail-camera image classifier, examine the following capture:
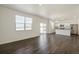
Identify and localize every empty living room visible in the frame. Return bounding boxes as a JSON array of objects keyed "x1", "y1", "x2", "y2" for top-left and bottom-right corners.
[{"x1": 0, "y1": 4, "x2": 79, "y2": 54}]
